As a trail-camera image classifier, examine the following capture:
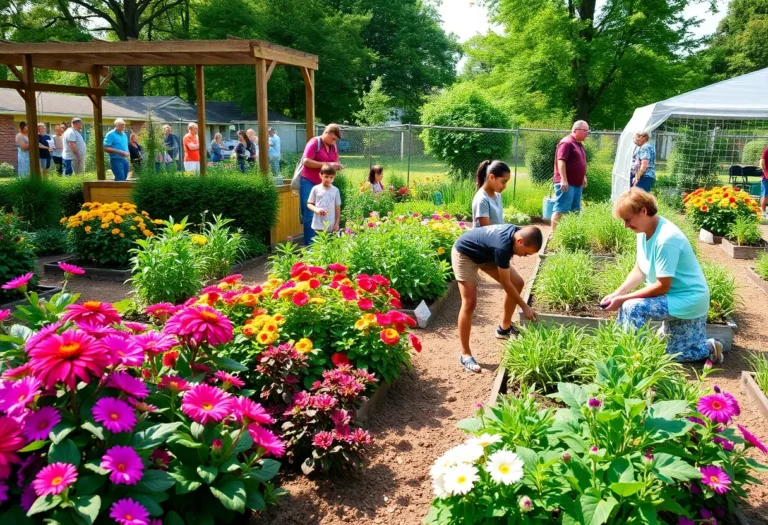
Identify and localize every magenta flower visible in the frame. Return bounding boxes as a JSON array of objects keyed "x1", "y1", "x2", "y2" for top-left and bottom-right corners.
[
  {"x1": 311, "y1": 393, "x2": 337, "y2": 411},
  {"x1": 587, "y1": 398, "x2": 602, "y2": 409},
  {"x1": 32, "y1": 462, "x2": 77, "y2": 496},
  {"x1": 312, "y1": 431, "x2": 334, "y2": 450},
  {"x1": 2, "y1": 272, "x2": 33, "y2": 291},
  {"x1": 352, "y1": 428, "x2": 373, "y2": 445},
  {"x1": 247, "y1": 424, "x2": 285, "y2": 457},
  {"x1": 0, "y1": 416, "x2": 24, "y2": 478},
  {"x1": 163, "y1": 305, "x2": 233, "y2": 347},
  {"x1": 145, "y1": 302, "x2": 178, "y2": 320},
  {"x1": 22, "y1": 407, "x2": 61, "y2": 441},
  {"x1": 99, "y1": 334, "x2": 144, "y2": 368},
  {"x1": 713, "y1": 436, "x2": 735, "y2": 452},
  {"x1": 123, "y1": 322, "x2": 148, "y2": 333},
  {"x1": 738, "y1": 425, "x2": 768, "y2": 453},
  {"x1": 107, "y1": 371, "x2": 149, "y2": 399},
  {"x1": 92, "y1": 397, "x2": 137, "y2": 433},
  {"x1": 110, "y1": 498, "x2": 150, "y2": 525},
  {"x1": 220, "y1": 274, "x2": 242, "y2": 284},
  {"x1": 181, "y1": 384, "x2": 232, "y2": 424},
  {"x1": 328, "y1": 263, "x2": 347, "y2": 273},
  {"x1": 0, "y1": 375, "x2": 42, "y2": 417},
  {"x1": 74, "y1": 320, "x2": 120, "y2": 339},
  {"x1": 357, "y1": 298, "x2": 374, "y2": 310},
  {"x1": 134, "y1": 331, "x2": 177, "y2": 355},
  {"x1": 0, "y1": 482, "x2": 7, "y2": 504},
  {"x1": 679, "y1": 518, "x2": 694, "y2": 525},
  {"x1": 101, "y1": 446, "x2": 144, "y2": 485},
  {"x1": 700, "y1": 465, "x2": 731, "y2": 494},
  {"x1": 57, "y1": 262, "x2": 85, "y2": 276},
  {"x1": 158, "y1": 375, "x2": 190, "y2": 393},
  {"x1": 1, "y1": 363, "x2": 31, "y2": 380},
  {"x1": 231, "y1": 396, "x2": 274, "y2": 425},
  {"x1": 697, "y1": 393, "x2": 739, "y2": 424},
  {"x1": 214, "y1": 371, "x2": 245, "y2": 389},
  {"x1": 0, "y1": 309, "x2": 10, "y2": 323},
  {"x1": 62, "y1": 301, "x2": 121, "y2": 326},
  {"x1": 28, "y1": 329, "x2": 108, "y2": 389}
]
